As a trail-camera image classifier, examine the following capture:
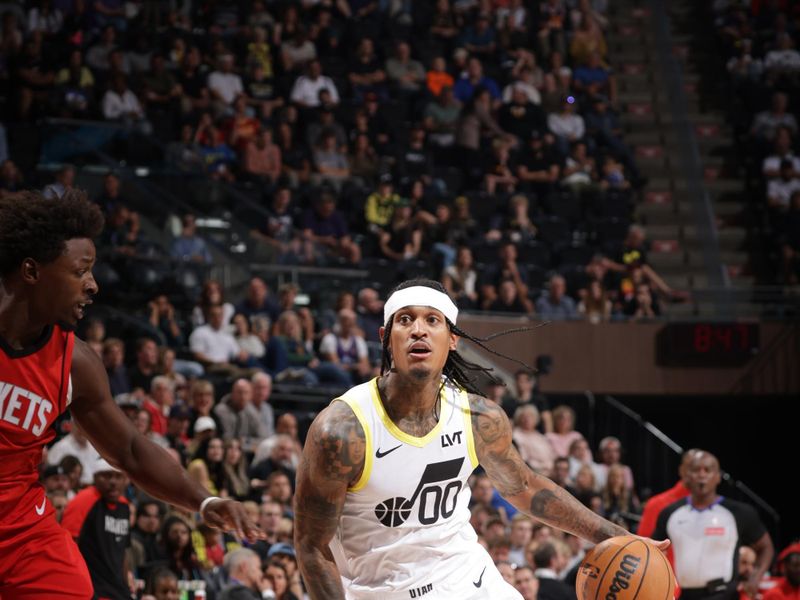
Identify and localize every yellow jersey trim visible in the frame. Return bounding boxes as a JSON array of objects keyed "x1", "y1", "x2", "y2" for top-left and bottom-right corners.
[
  {"x1": 337, "y1": 397, "x2": 373, "y2": 492},
  {"x1": 461, "y1": 389, "x2": 479, "y2": 469},
  {"x1": 369, "y1": 378, "x2": 451, "y2": 447}
]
